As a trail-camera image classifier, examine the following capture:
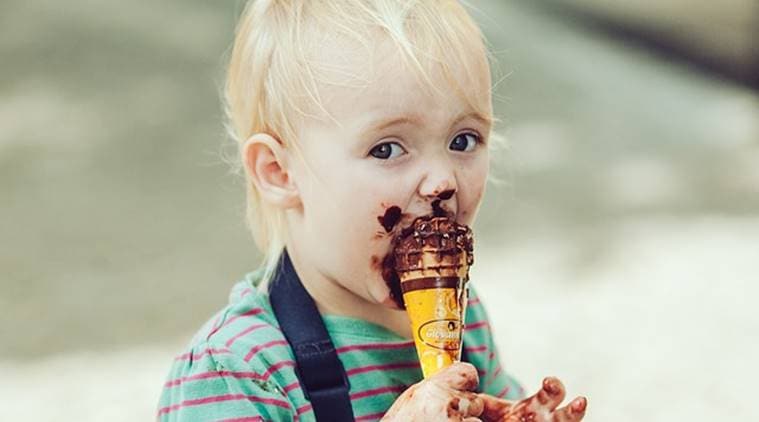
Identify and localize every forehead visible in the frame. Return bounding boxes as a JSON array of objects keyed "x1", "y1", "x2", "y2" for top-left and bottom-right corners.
[{"x1": 307, "y1": 32, "x2": 492, "y2": 127}]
